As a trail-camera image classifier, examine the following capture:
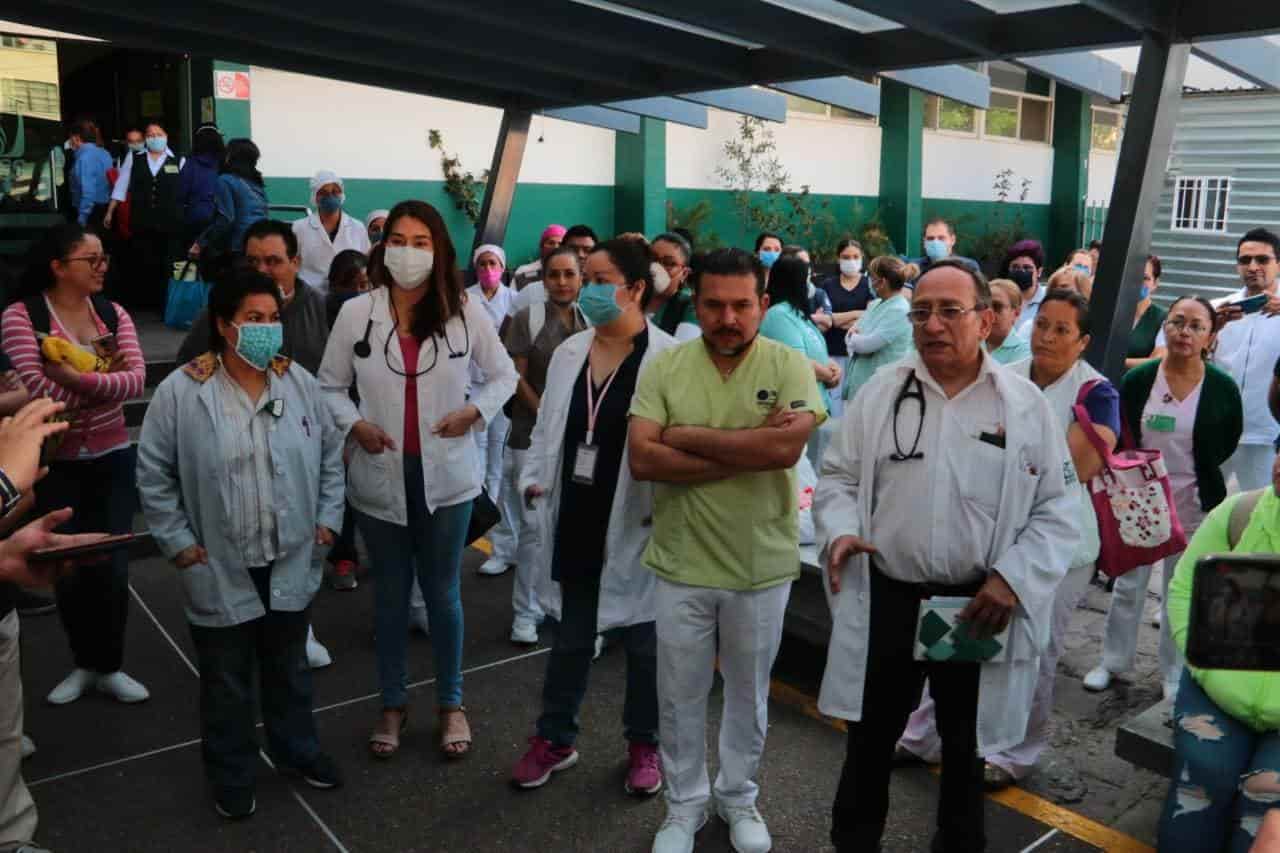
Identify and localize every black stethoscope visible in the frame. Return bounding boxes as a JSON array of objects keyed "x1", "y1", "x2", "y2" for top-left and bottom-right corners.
[
  {"x1": 890, "y1": 370, "x2": 926, "y2": 462},
  {"x1": 353, "y1": 292, "x2": 470, "y2": 378}
]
